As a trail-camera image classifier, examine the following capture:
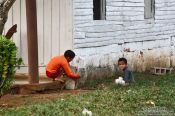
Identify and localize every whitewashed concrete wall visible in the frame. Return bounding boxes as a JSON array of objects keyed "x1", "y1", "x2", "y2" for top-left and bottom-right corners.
[
  {"x1": 4, "y1": 0, "x2": 73, "y2": 73},
  {"x1": 73, "y1": 0, "x2": 175, "y2": 74}
]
